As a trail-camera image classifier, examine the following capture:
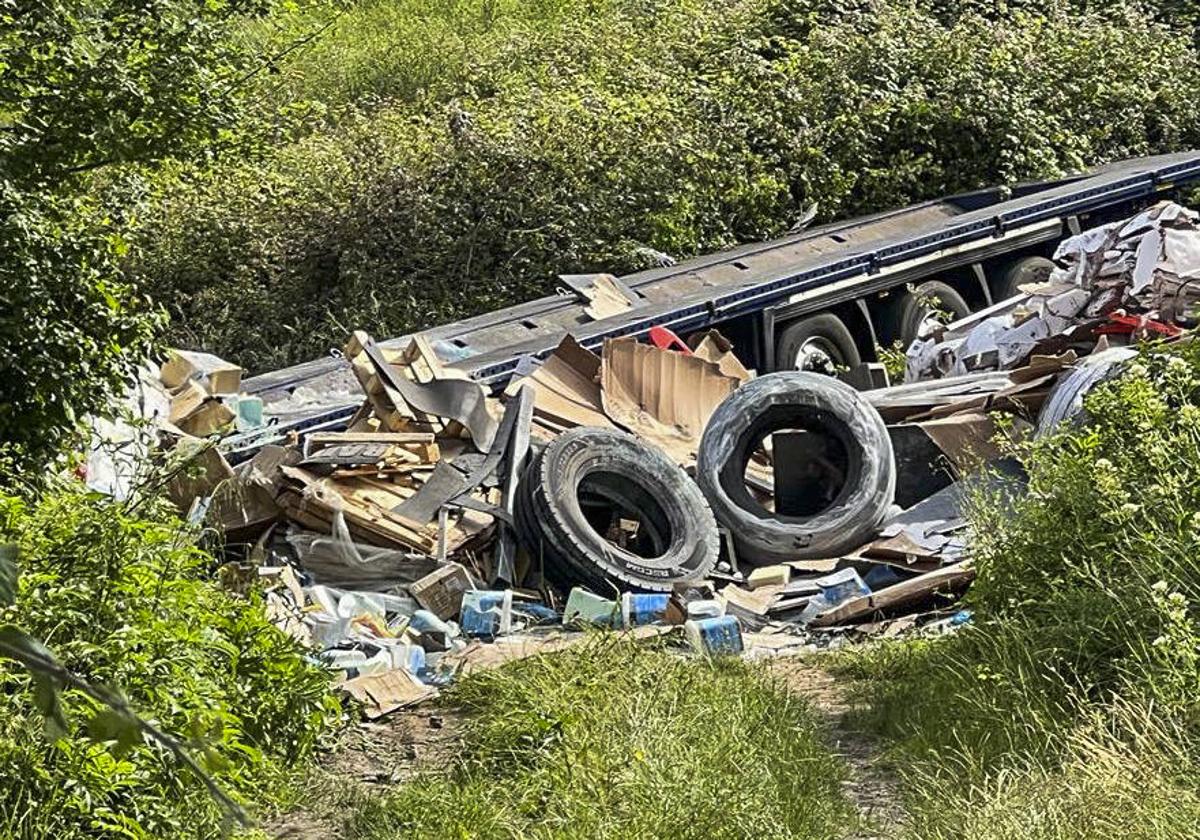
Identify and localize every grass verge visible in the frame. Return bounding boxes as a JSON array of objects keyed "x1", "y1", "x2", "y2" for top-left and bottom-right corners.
[{"x1": 341, "y1": 637, "x2": 854, "y2": 839}]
